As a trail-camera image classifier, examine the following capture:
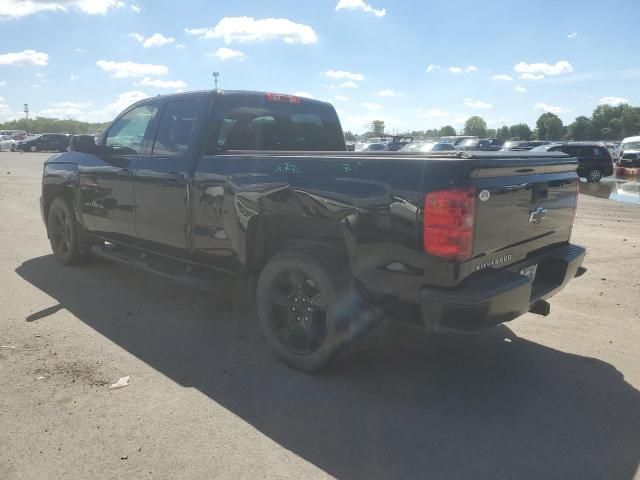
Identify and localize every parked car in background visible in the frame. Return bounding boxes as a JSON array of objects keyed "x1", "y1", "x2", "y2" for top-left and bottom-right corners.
[
  {"x1": 457, "y1": 138, "x2": 503, "y2": 151},
  {"x1": 387, "y1": 135, "x2": 414, "y2": 151},
  {"x1": 620, "y1": 136, "x2": 640, "y2": 156},
  {"x1": 0, "y1": 134, "x2": 17, "y2": 152},
  {"x1": 16, "y1": 133, "x2": 70, "y2": 152},
  {"x1": 618, "y1": 136, "x2": 640, "y2": 170},
  {"x1": 438, "y1": 135, "x2": 477, "y2": 146},
  {"x1": 355, "y1": 142, "x2": 389, "y2": 152},
  {"x1": 501, "y1": 140, "x2": 549, "y2": 151},
  {"x1": 0, "y1": 129, "x2": 27, "y2": 141},
  {"x1": 605, "y1": 142, "x2": 621, "y2": 161},
  {"x1": 531, "y1": 142, "x2": 613, "y2": 182},
  {"x1": 400, "y1": 142, "x2": 455, "y2": 152}
]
